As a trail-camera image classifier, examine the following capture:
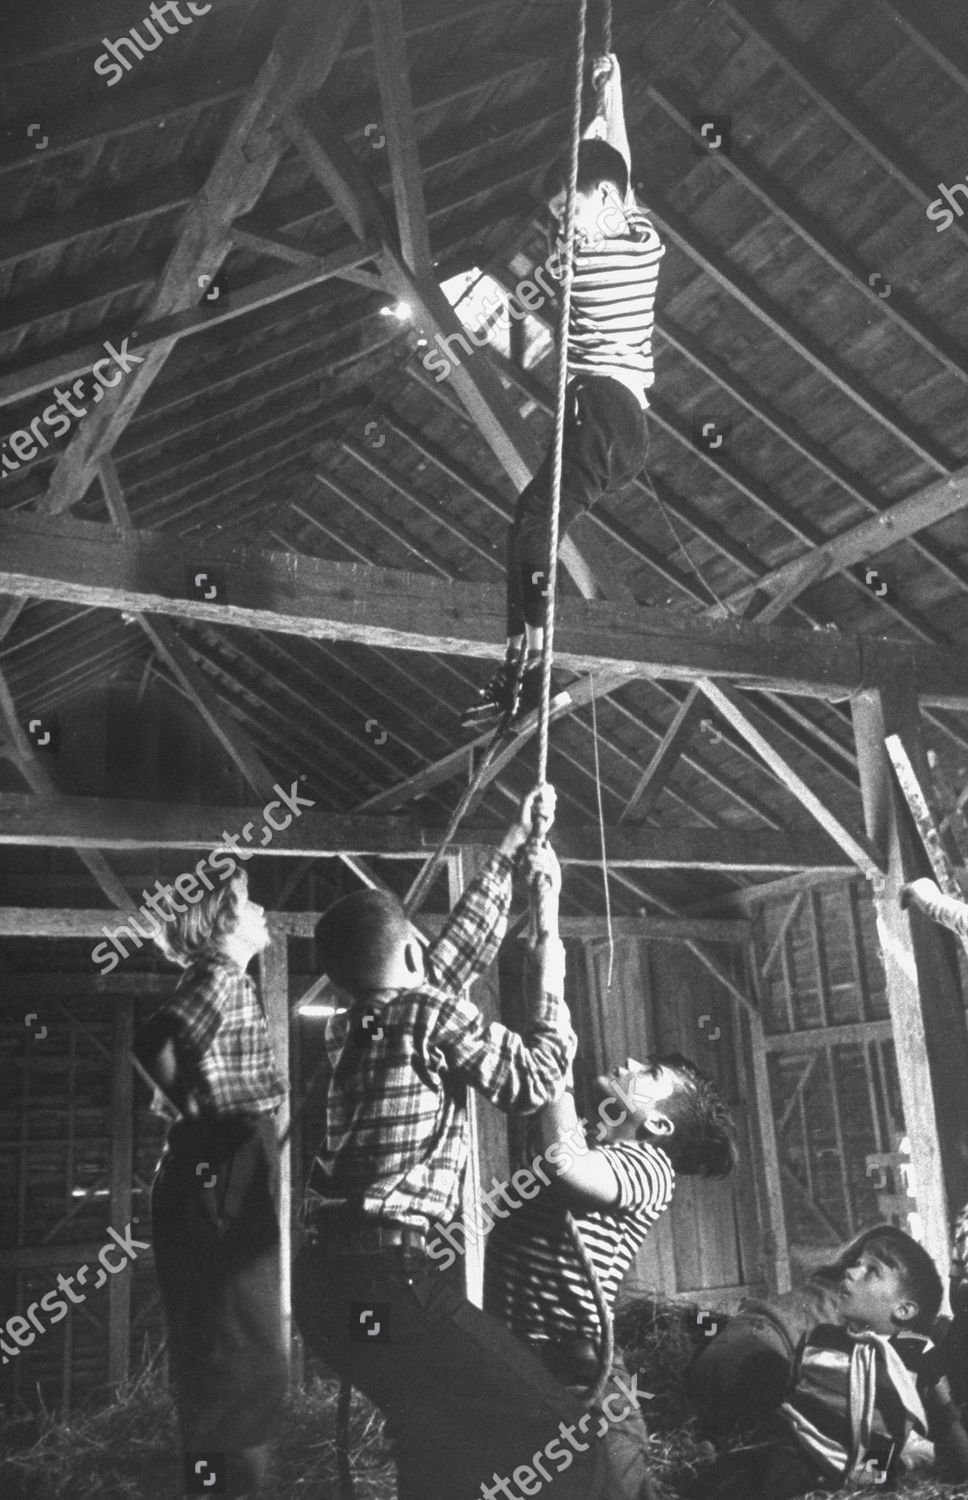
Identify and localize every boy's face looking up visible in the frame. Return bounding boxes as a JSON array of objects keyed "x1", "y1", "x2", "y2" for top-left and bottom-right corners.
[
  {"x1": 232, "y1": 894, "x2": 270, "y2": 955},
  {"x1": 595, "y1": 1057, "x2": 682, "y2": 1143},
  {"x1": 839, "y1": 1247, "x2": 918, "y2": 1334}
]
